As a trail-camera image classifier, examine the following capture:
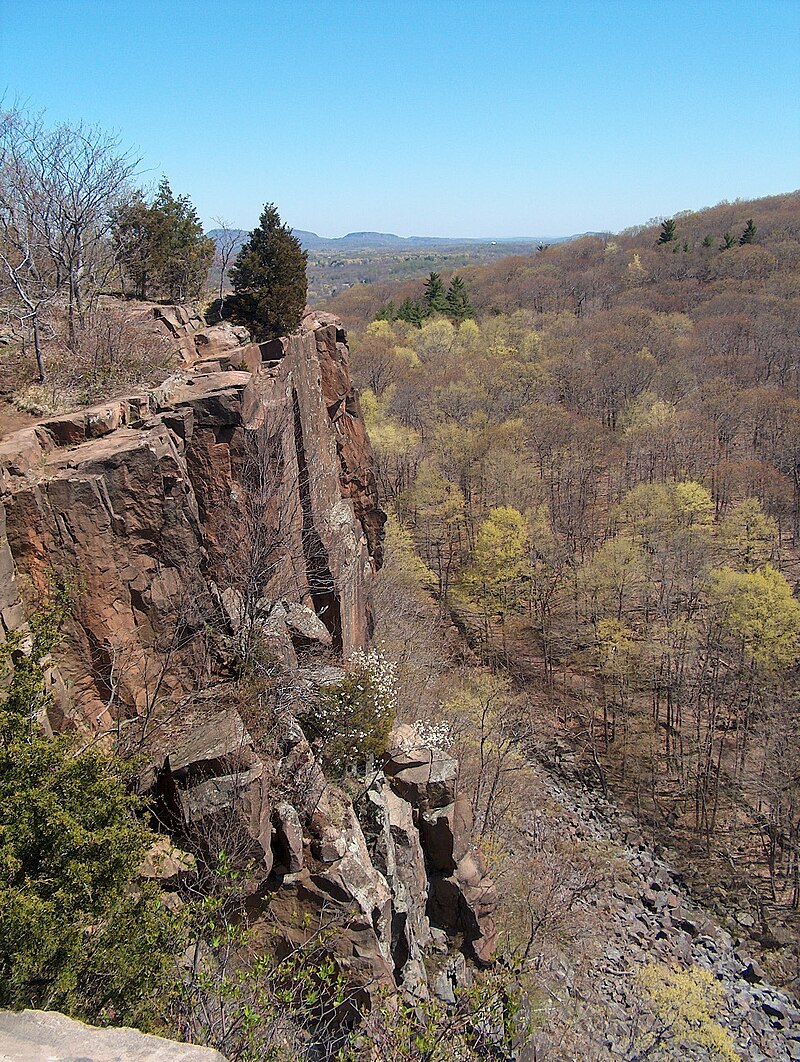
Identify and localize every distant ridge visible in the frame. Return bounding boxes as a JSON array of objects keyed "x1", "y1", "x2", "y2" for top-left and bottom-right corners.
[{"x1": 207, "y1": 228, "x2": 591, "y2": 252}]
